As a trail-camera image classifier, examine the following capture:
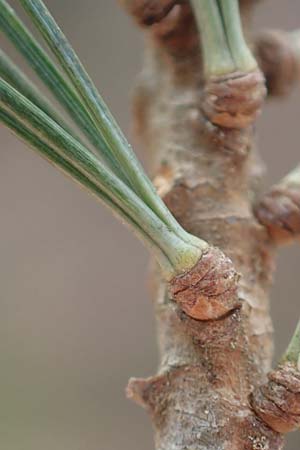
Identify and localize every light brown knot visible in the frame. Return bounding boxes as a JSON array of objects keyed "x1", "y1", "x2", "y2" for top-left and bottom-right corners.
[
  {"x1": 251, "y1": 363, "x2": 300, "y2": 433},
  {"x1": 120, "y1": 1, "x2": 197, "y2": 53},
  {"x1": 255, "y1": 186, "x2": 300, "y2": 244},
  {"x1": 169, "y1": 246, "x2": 240, "y2": 321},
  {"x1": 119, "y1": 0, "x2": 181, "y2": 26},
  {"x1": 201, "y1": 70, "x2": 266, "y2": 129},
  {"x1": 255, "y1": 30, "x2": 300, "y2": 97}
]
